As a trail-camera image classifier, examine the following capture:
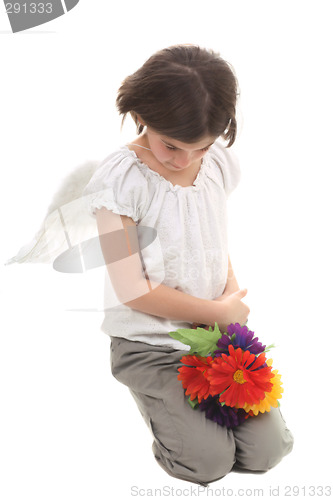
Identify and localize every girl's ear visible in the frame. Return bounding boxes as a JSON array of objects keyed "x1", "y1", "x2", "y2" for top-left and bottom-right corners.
[{"x1": 137, "y1": 114, "x2": 146, "y2": 126}]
